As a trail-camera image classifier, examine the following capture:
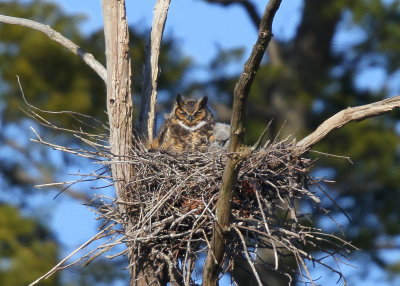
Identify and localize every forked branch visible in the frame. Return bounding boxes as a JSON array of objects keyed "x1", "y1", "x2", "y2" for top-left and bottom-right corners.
[
  {"x1": 202, "y1": 0, "x2": 282, "y2": 285},
  {"x1": 294, "y1": 95, "x2": 400, "y2": 157},
  {"x1": 0, "y1": 15, "x2": 107, "y2": 82}
]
